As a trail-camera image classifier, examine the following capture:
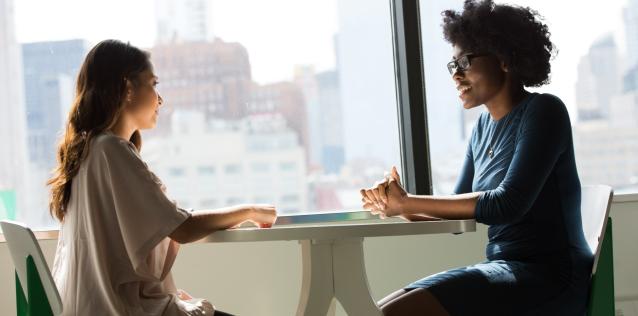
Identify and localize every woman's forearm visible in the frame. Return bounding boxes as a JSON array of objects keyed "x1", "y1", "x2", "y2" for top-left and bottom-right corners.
[
  {"x1": 170, "y1": 205, "x2": 253, "y2": 243},
  {"x1": 194, "y1": 205, "x2": 255, "y2": 229},
  {"x1": 400, "y1": 192, "x2": 481, "y2": 220}
]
